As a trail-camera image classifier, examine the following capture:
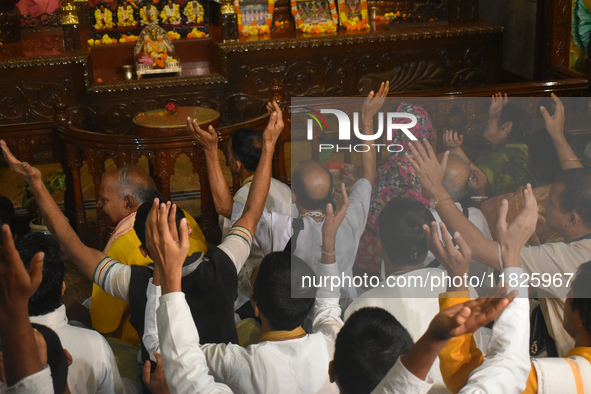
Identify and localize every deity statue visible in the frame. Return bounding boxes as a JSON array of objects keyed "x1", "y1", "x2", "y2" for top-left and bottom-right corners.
[
  {"x1": 93, "y1": 2, "x2": 114, "y2": 30},
  {"x1": 134, "y1": 24, "x2": 180, "y2": 75},
  {"x1": 160, "y1": 0, "x2": 181, "y2": 25},
  {"x1": 183, "y1": 0, "x2": 203, "y2": 25},
  {"x1": 117, "y1": 0, "x2": 138, "y2": 28},
  {"x1": 139, "y1": 0, "x2": 158, "y2": 25}
]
